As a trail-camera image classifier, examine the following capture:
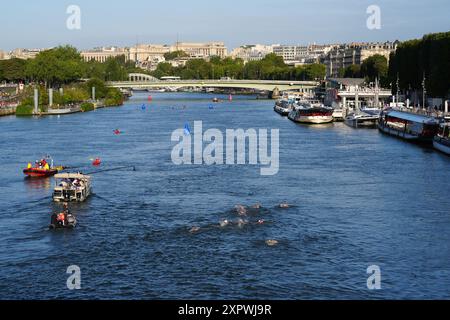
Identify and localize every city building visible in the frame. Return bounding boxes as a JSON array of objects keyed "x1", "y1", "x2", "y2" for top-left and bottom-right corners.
[
  {"x1": 229, "y1": 44, "x2": 275, "y2": 63},
  {"x1": 128, "y1": 44, "x2": 170, "y2": 63},
  {"x1": 323, "y1": 41, "x2": 398, "y2": 78},
  {"x1": 273, "y1": 44, "x2": 336, "y2": 66},
  {"x1": 0, "y1": 50, "x2": 9, "y2": 60},
  {"x1": 170, "y1": 42, "x2": 227, "y2": 59},
  {"x1": 7, "y1": 48, "x2": 47, "y2": 60},
  {"x1": 81, "y1": 47, "x2": 129, "y2": 63}
]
